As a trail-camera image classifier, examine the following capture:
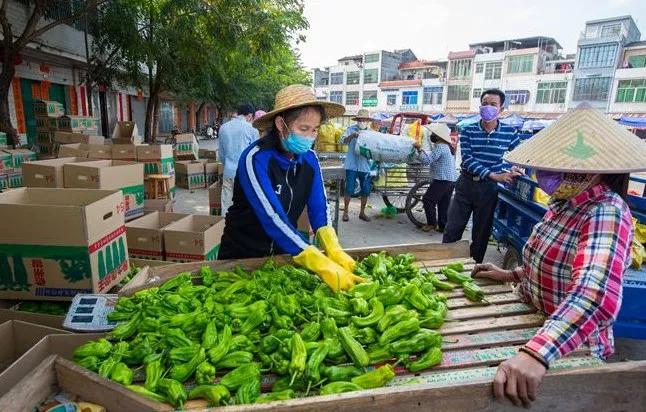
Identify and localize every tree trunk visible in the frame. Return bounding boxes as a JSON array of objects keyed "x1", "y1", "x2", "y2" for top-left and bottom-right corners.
[
  {"x1": 151, "y1": 94, "x2": 160, "y2": 143},
  {"x1": 0, "y1": 59, "x2": 18, "y2": 148},
  {"x1": 144, "y1": 91, "x2": 155, "y2": 143},
  {"x1": 86, "y1": 85, "x2": 94, "y2": 117},
  {"x1": 196, "y1": 101, "x2": 206, "y2": 128}
]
